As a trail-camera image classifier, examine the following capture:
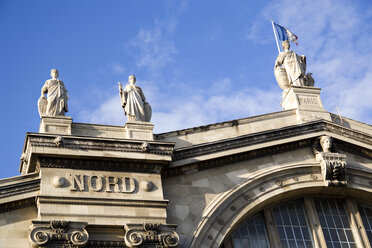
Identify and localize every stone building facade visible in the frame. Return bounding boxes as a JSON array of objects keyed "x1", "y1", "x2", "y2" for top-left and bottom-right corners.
[{"x1": 1, "y1": 84, "x2": 372, "y2": 248}]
